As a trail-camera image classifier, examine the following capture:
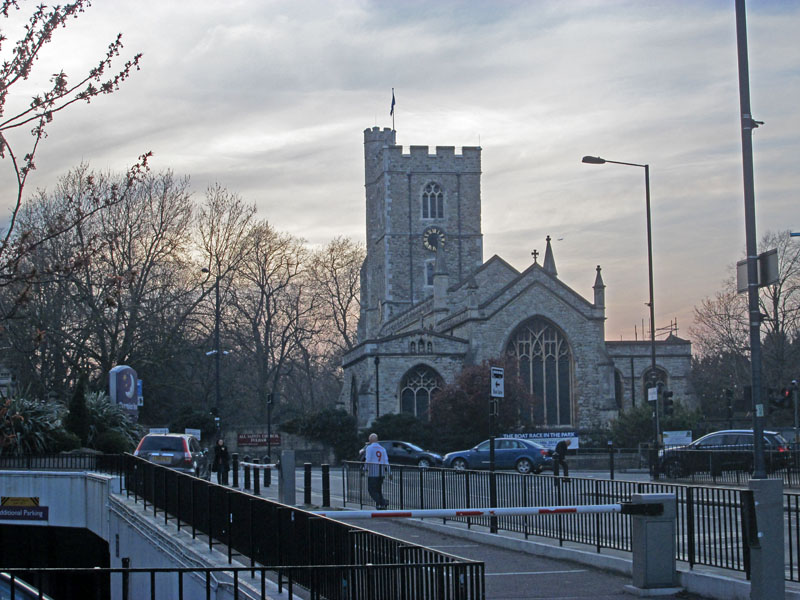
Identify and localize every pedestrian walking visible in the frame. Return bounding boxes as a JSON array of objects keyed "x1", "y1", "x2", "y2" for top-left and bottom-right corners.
[
  {"x1": 363, "y1": 433, "x2": 391, "y2": 509},
  {"x1": 212, "y1": 438, "x2": 230, "y2": 485},
  {"x1": 552, "y1": 438, "x2": 571, "y2": 482}
]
